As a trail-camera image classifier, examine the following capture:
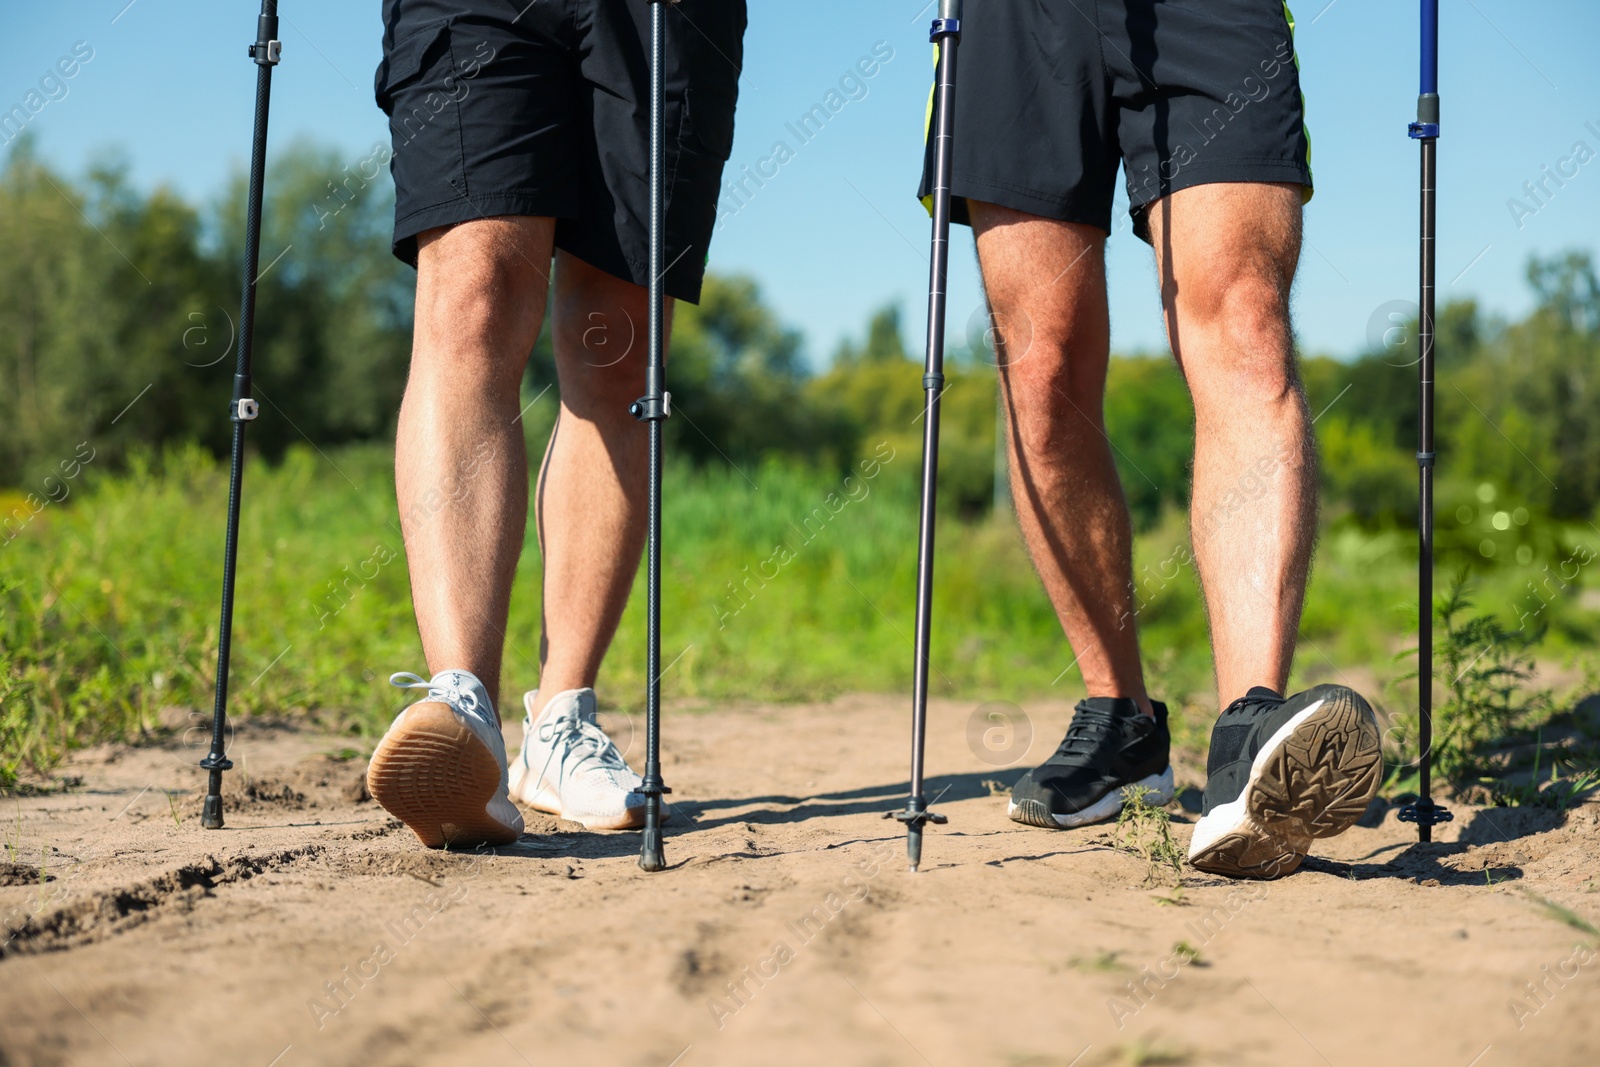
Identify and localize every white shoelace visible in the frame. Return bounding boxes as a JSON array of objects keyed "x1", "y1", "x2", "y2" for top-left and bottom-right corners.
[
  {"x1": 536, "y1": 705, "x2": 630, "y2": 781},
  {"x1": 390, "y1": 671, "x2": 483, "y2": 717}
]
